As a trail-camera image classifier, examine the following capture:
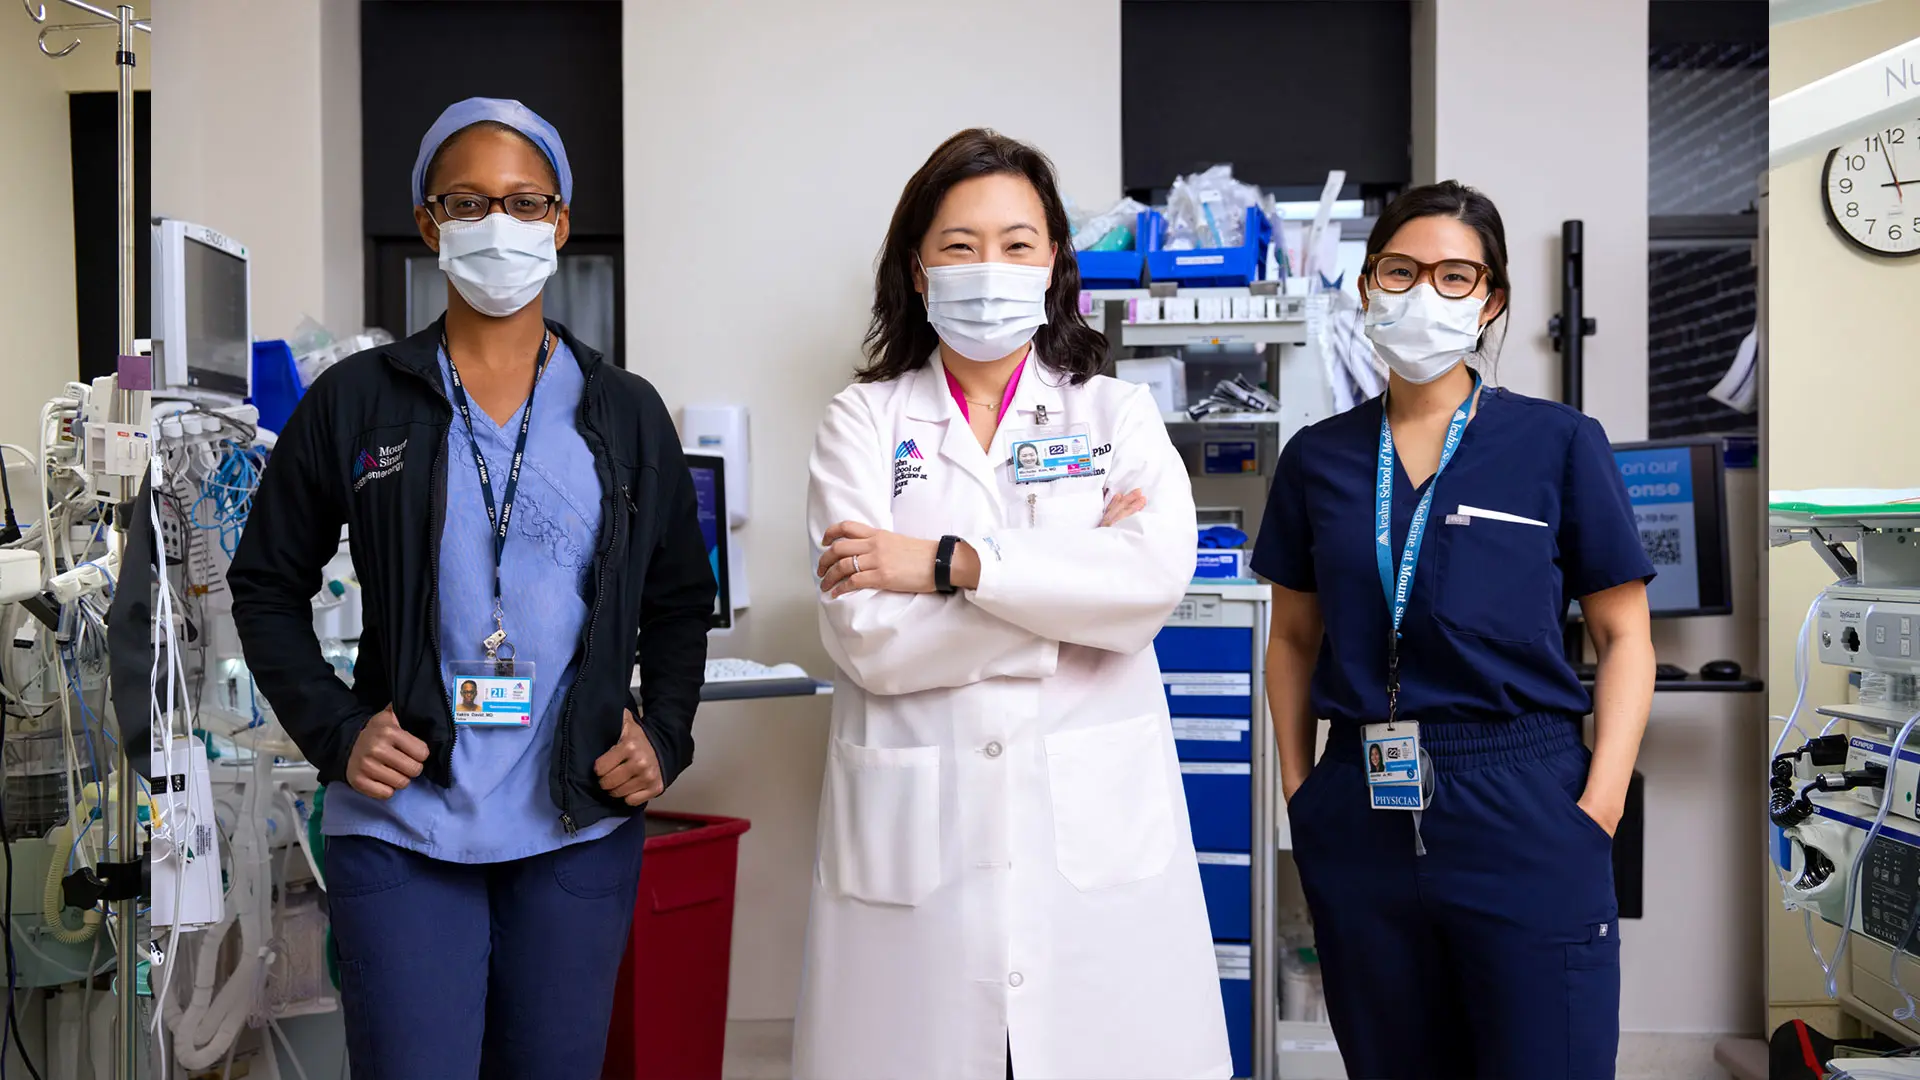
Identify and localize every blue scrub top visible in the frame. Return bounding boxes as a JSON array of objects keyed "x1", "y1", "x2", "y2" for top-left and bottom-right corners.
[{"x1": 1251, "y1": 387, "x2": 1655, "y2": 726}]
